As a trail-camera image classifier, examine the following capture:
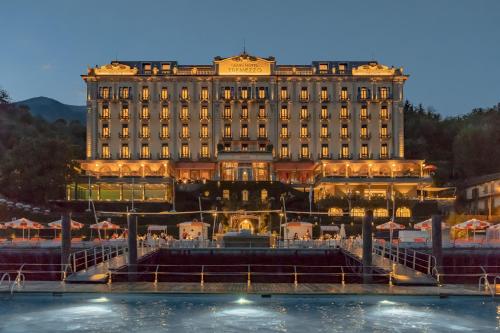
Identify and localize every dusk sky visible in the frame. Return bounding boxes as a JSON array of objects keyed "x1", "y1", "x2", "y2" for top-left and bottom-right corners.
[{"x1": 1, "y1": 0, "x2": 499, "y2": 116}]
